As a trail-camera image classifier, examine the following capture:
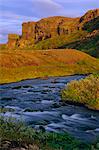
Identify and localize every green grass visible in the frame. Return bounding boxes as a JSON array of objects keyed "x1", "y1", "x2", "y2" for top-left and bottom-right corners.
[
  {"x1": 62, "y1": 34, "x2": 99, "y2": 58},
  {"x1": 0, "y1": 117, "x2": 99, "y2": 150},
  {"x1": 83, "y1": 16, "x2": 99, "y2": 32},
  {"x1": 61, "y1": 74, "x2": 99, "y2": 110}
]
